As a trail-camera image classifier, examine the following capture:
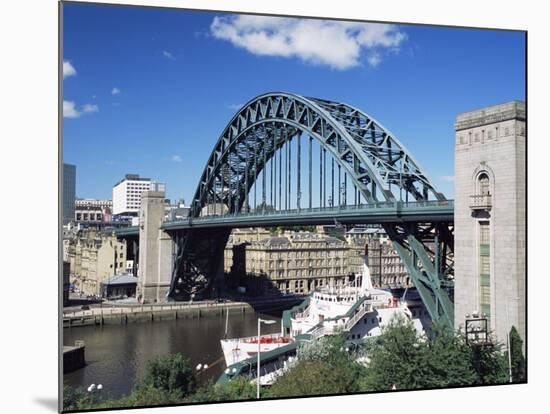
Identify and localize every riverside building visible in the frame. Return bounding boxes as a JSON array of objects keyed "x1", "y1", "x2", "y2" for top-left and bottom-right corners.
[
  {"x1": 66, "y1": 228, "x2": 127, "y2": 296},
  {"x1": 224, "y1": 227, "x2": 412, "y2": 296}
]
